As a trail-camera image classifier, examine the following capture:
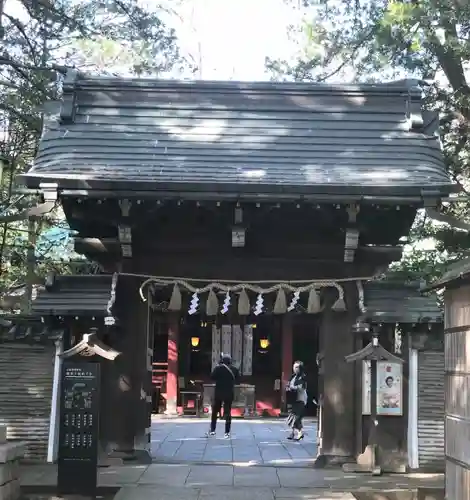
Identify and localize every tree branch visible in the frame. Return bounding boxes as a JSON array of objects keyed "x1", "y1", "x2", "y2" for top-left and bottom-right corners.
[{"x1": 2, "y1": 13, "x2": 39, "y2": 63}]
